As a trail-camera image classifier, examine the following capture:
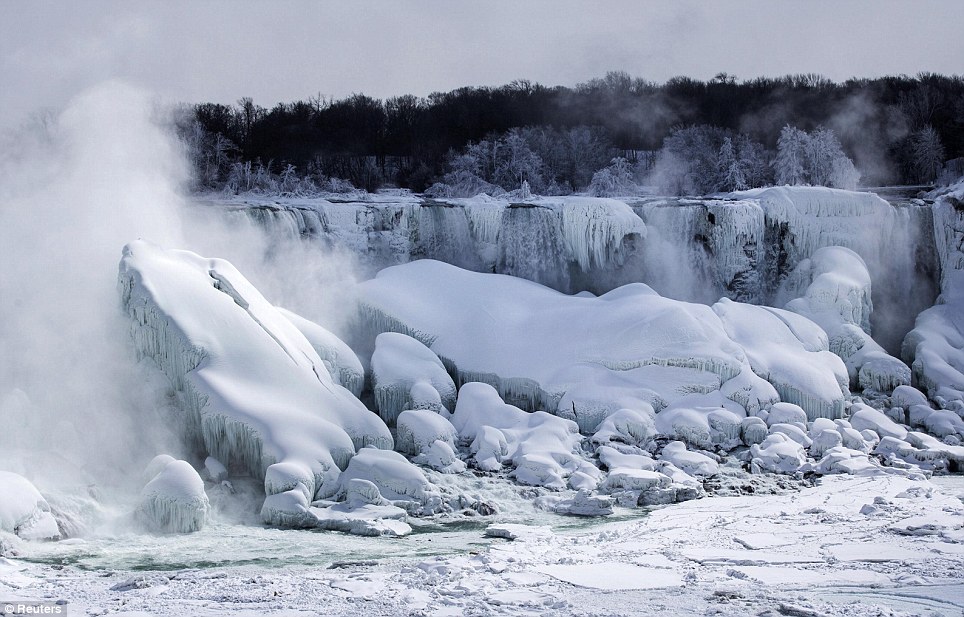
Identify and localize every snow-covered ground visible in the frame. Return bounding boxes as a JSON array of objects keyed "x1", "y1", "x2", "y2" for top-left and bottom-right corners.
[{"x1": 3, "y1": 475, "x2": 962, "y2": 616}]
